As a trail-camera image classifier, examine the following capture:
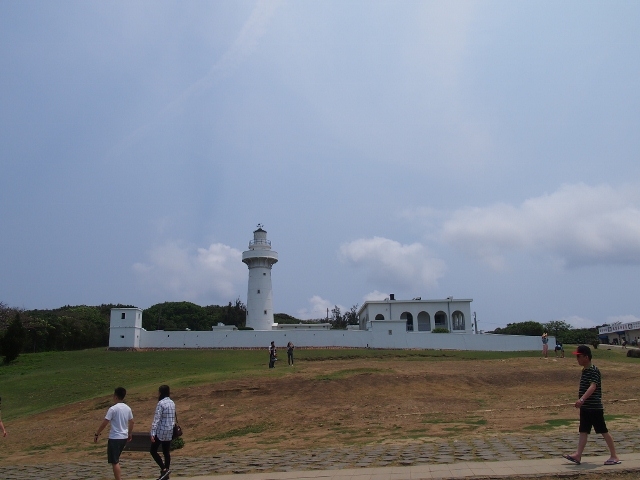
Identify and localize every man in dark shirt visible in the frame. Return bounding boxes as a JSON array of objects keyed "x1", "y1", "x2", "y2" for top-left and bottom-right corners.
[
  {"x1": 269, "y1": 341, "x2": 277, "y2": 368},
  {"x1": 563, "y1": 345, "x2": 620, "y2": 466}
]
